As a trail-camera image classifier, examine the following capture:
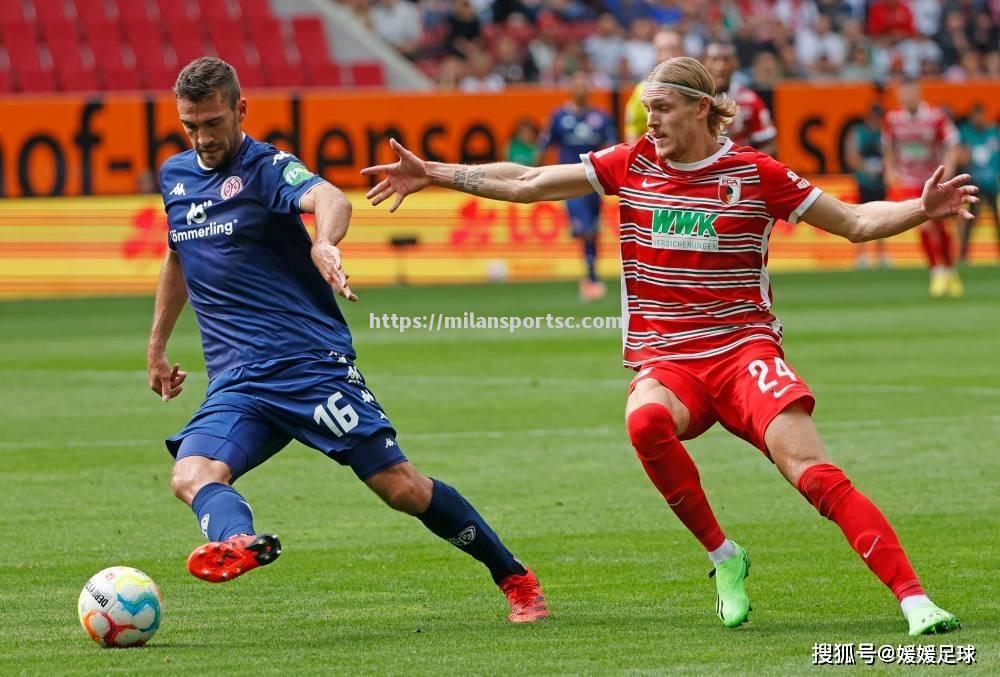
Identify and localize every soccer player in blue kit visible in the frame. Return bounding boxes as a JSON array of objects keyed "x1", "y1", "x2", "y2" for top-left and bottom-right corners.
[
  {"x1": 147, "y1": 58, "x2": 548, "y2": 623},
  {"x1": 539, "y1": 71, "x2": 616, "y2": 301}
]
